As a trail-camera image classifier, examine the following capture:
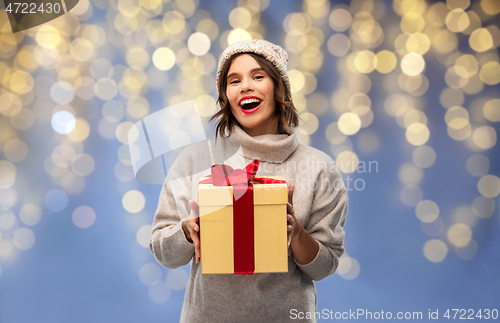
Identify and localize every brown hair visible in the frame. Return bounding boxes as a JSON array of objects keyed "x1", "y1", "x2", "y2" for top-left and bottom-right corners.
[{"x1": 209, "y1": 52, "x2": 301, "y2": 141}]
